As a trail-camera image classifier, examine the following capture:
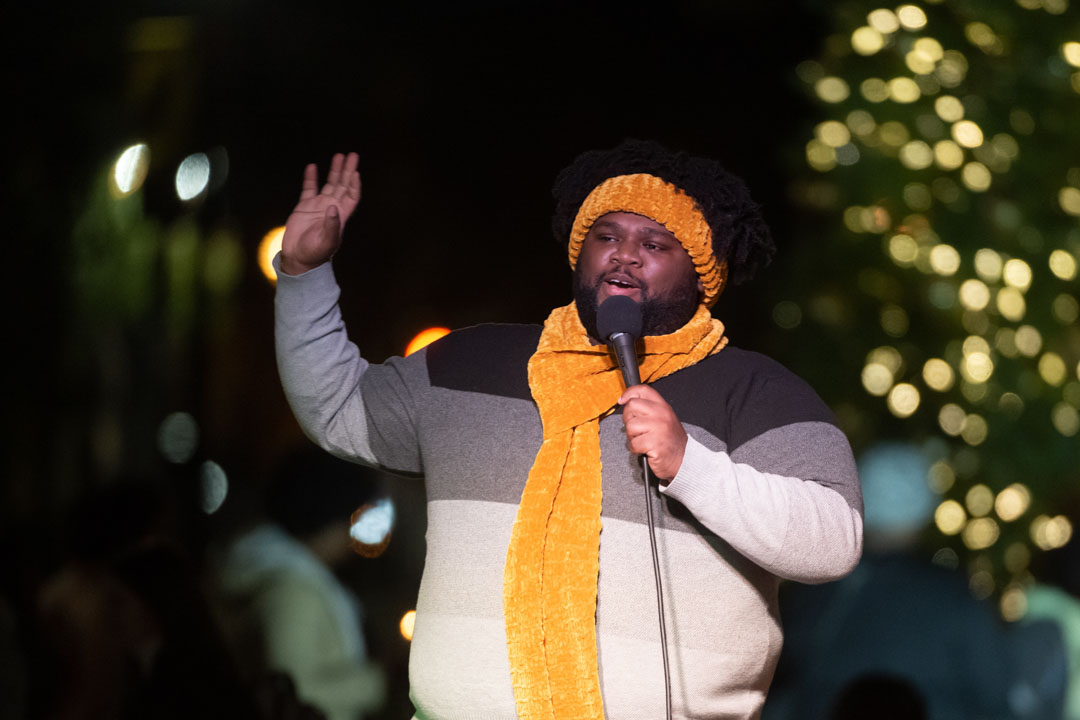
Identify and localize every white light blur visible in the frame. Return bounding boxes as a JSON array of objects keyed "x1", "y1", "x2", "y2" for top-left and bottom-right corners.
[
  {"x1": 157, "y1": 411, "x2": 200, "y2": 463},
  {"x1": 113, "y1": 143, "x2": 150, "y2": 196},
  {"x1": 200, "y1": 460, "x2": 229, "y2": 514},
  {"x1": 176, "y1": 152, "x2": 211, "y2": 201},
  {"x1": 350, "y1": 497, "x2": 396, "y2": 544}
]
